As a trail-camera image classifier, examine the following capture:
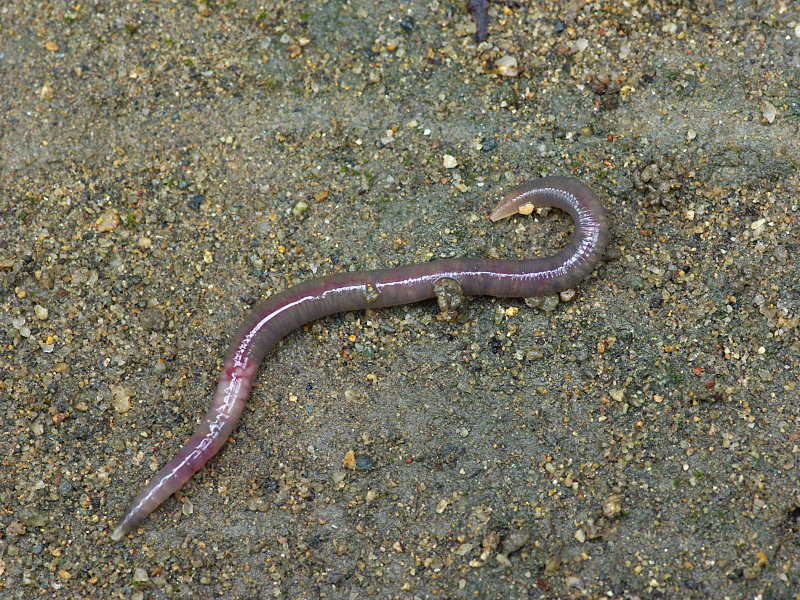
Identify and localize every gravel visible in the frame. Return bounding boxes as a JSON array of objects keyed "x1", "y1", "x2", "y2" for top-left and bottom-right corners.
[{"x1": 1, "y1": 1, "x2": 798, "y2": 598}]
